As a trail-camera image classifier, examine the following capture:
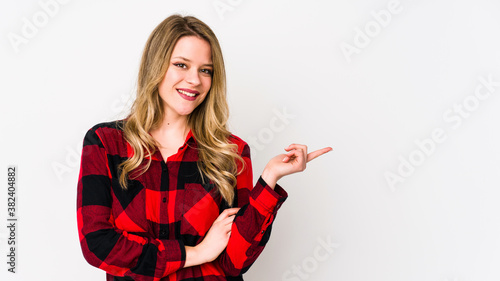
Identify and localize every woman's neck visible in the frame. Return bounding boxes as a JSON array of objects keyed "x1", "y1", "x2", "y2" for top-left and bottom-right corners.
[
  {"x1": 150, "y1": 114, "x2": 190, "y2": 148},
  {"x1": 157, "y1": 111, "x2": 189, "y2": 132}
]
